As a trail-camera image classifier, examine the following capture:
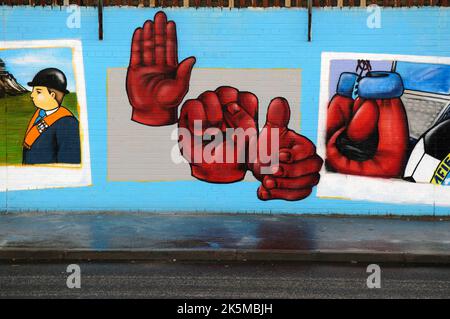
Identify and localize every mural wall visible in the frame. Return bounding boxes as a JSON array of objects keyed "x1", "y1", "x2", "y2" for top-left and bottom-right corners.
[{"x1": 1, "y1": 6, "x2": 449, "y2": 214}]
